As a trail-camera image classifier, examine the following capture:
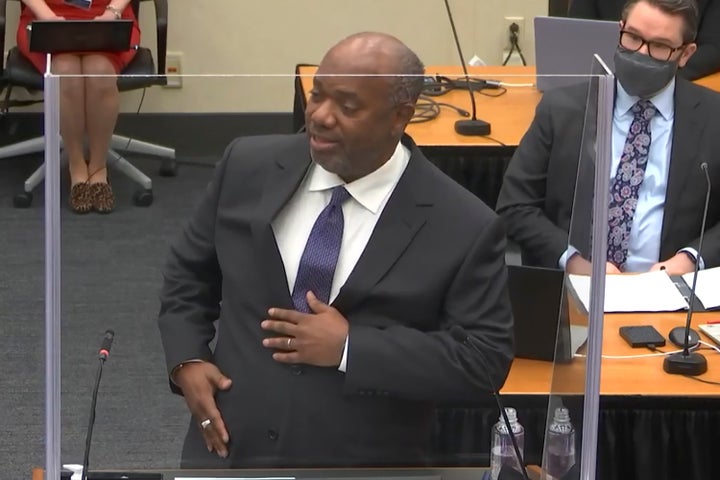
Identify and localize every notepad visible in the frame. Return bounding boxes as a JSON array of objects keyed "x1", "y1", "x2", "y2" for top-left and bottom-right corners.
[
  {"x1": 569, "y1": 270, "x2": 689, "y2": 313},
  {"x1": 682, "y1": 266, "x2": 720, "y2": 310},
  {"x1": 699, "y1": 323, "x2": 720, "y2": 346}
]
